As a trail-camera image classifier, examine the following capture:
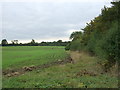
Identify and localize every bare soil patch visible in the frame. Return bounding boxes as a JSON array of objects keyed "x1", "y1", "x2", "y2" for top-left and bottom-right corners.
[
  {"x1": 75, "y1": 69, "x2": 97, "y2": 77},
  {"x1": 3, "y1": 56, "x2": 74, "y2": 77}
]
